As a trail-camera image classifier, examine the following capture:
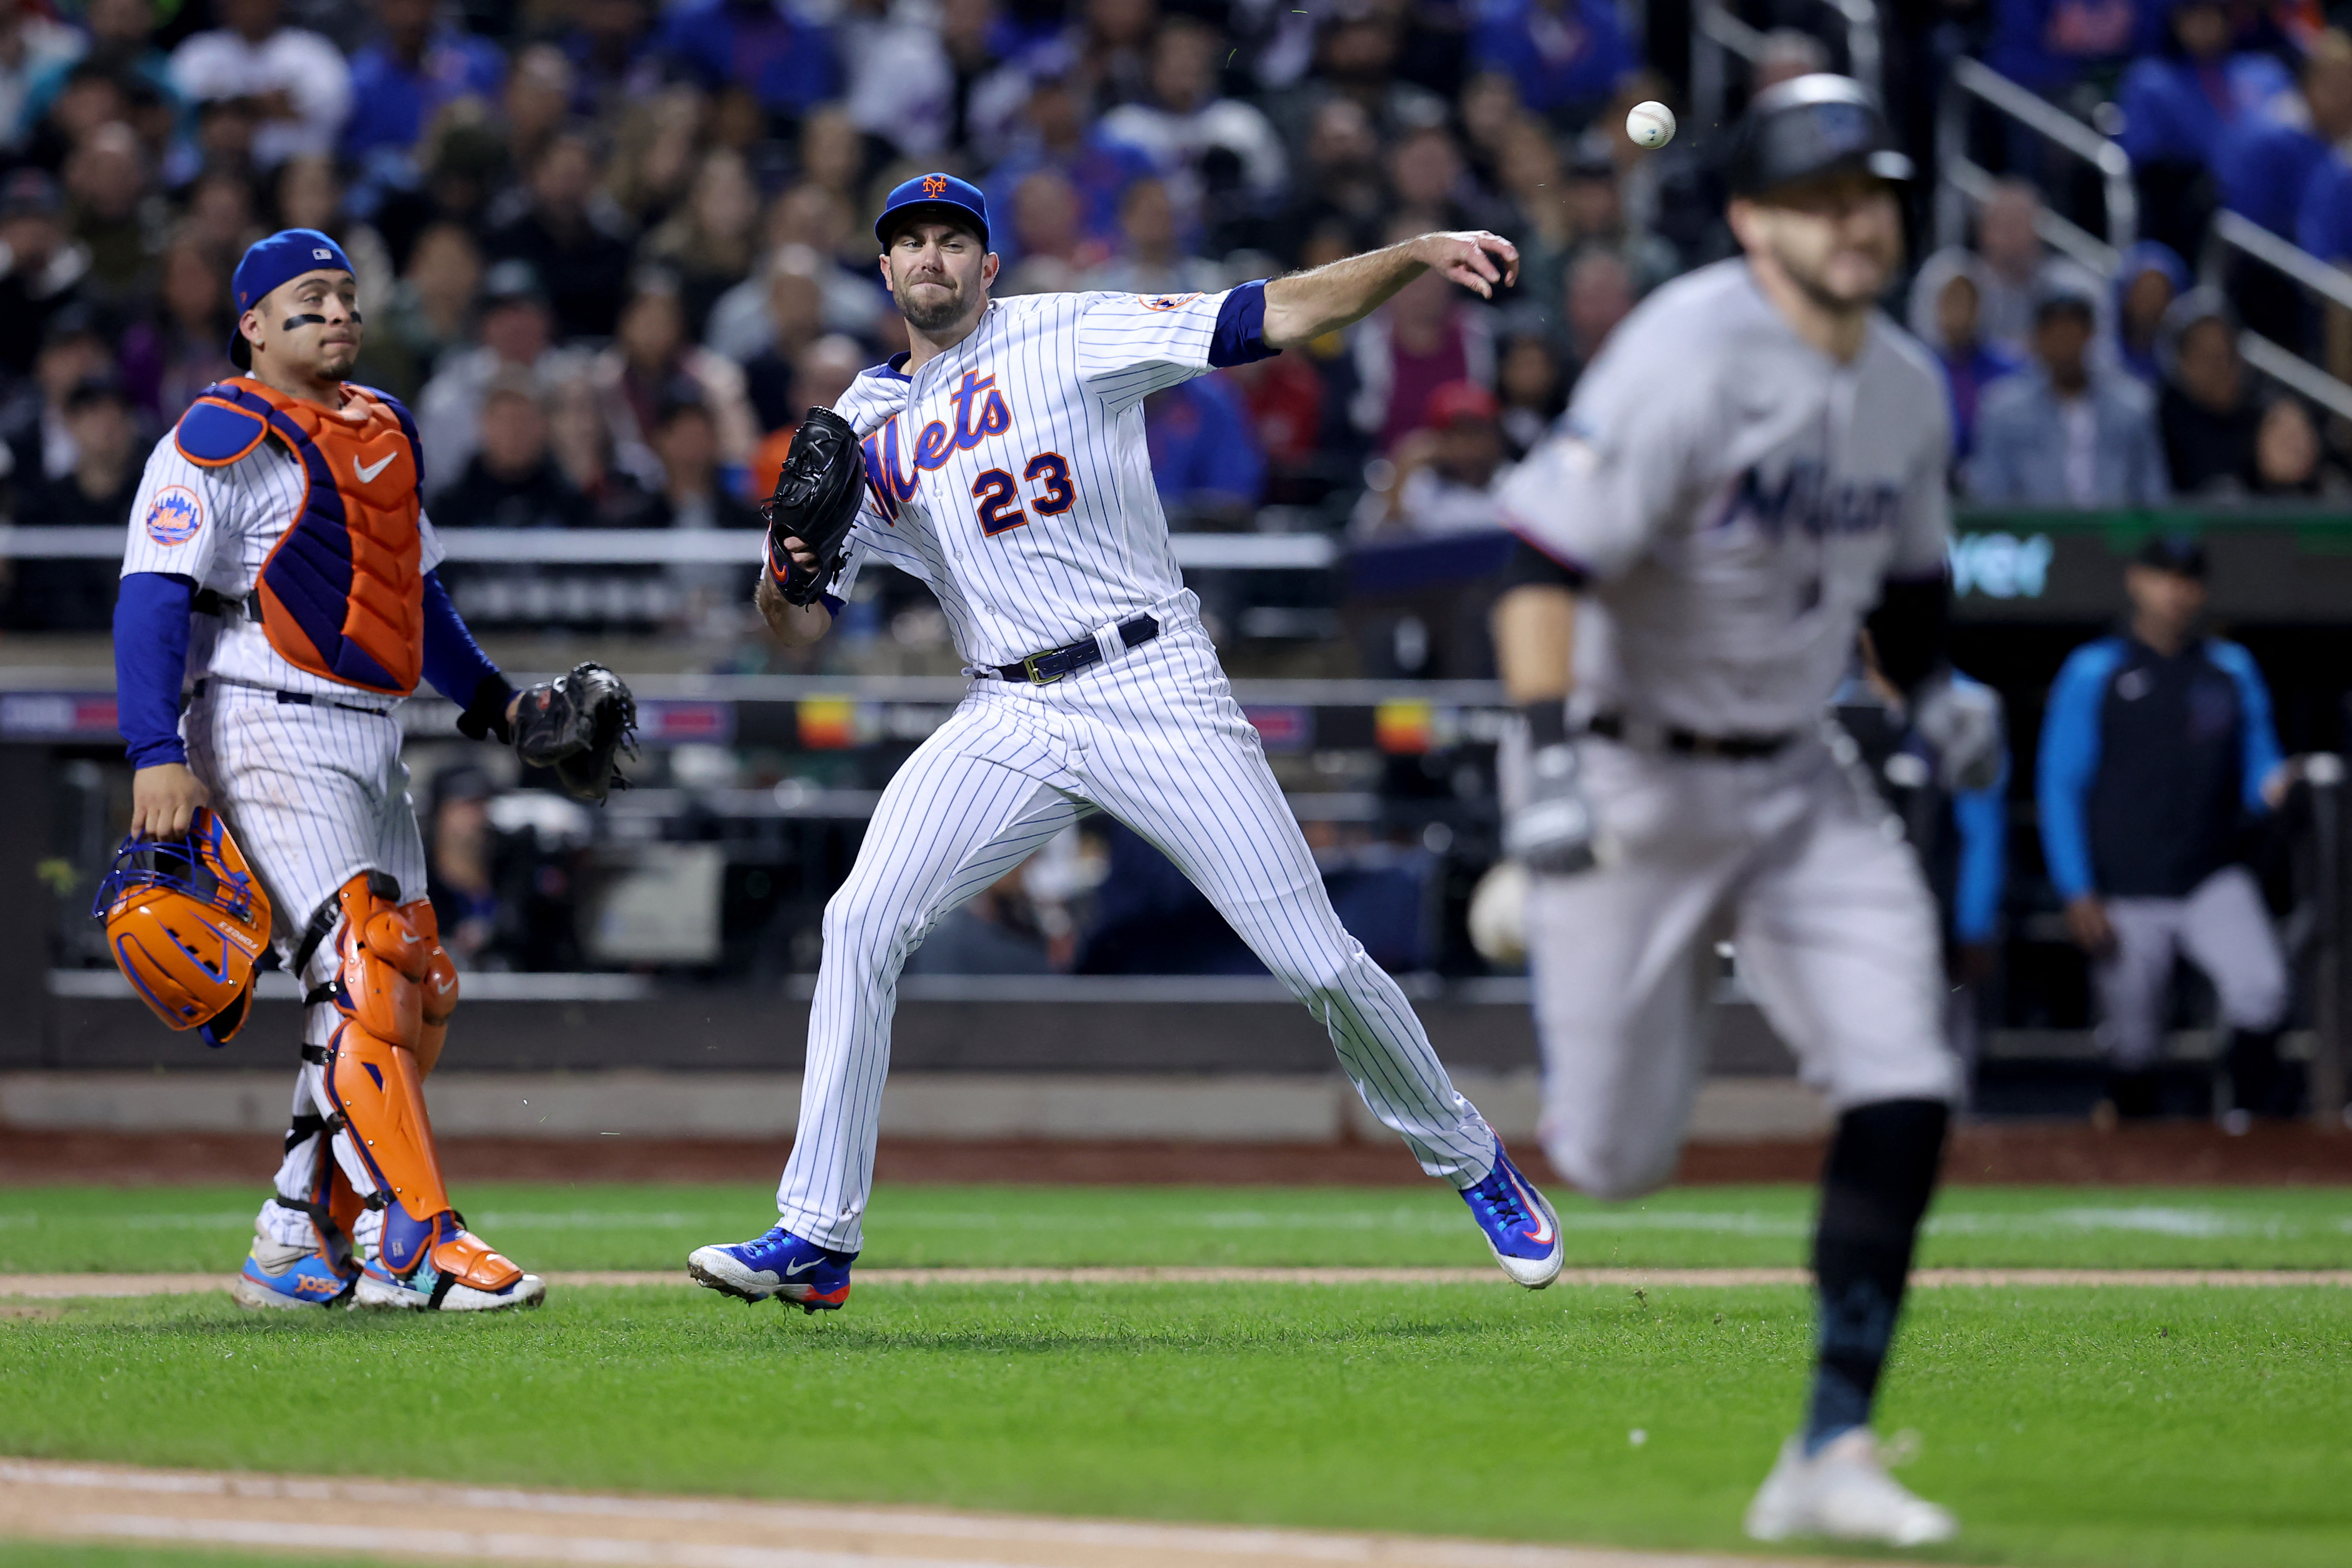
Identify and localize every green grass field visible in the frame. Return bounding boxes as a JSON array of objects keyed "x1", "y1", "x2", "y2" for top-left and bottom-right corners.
[{"x1": 4, "y1": 1182, "x2": 2349, "y2": 1567}]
